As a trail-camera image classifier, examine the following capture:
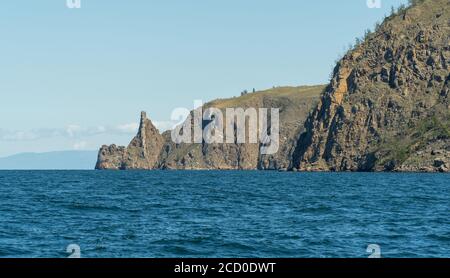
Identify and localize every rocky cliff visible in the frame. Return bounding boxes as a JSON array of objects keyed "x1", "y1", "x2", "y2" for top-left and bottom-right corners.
[
  {"x1": 96, "y1": 112, "x2": 164, "y2": 170},
  {"x1": 96, "y1": 0, "x2": 449, "y2": 172},
  {"x1": 291, "y1": 0, "x2": 449, "y2": 172},
  {"x1": 96, "y1": 86, "x2": 323, "y2": 170}
]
